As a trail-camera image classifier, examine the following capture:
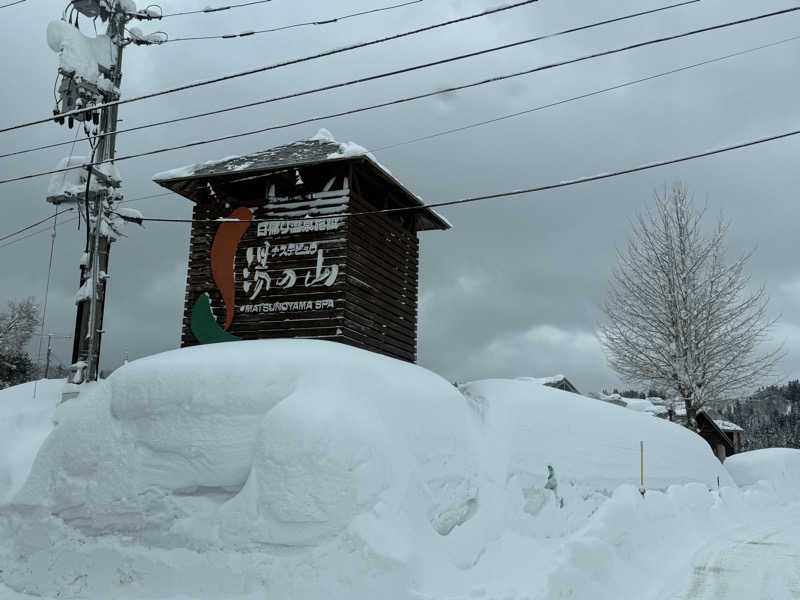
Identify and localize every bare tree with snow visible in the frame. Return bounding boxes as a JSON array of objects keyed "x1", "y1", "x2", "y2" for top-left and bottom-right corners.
[
  {"x1": 600, "y1": 183, "x2": 782, "y2": 428},
  {"x1": 0, "y1": 298, "x2": 38, "y2": 356},
  {"x1": 0, "y1": 297, "x2": 39, "y2": 389}
]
